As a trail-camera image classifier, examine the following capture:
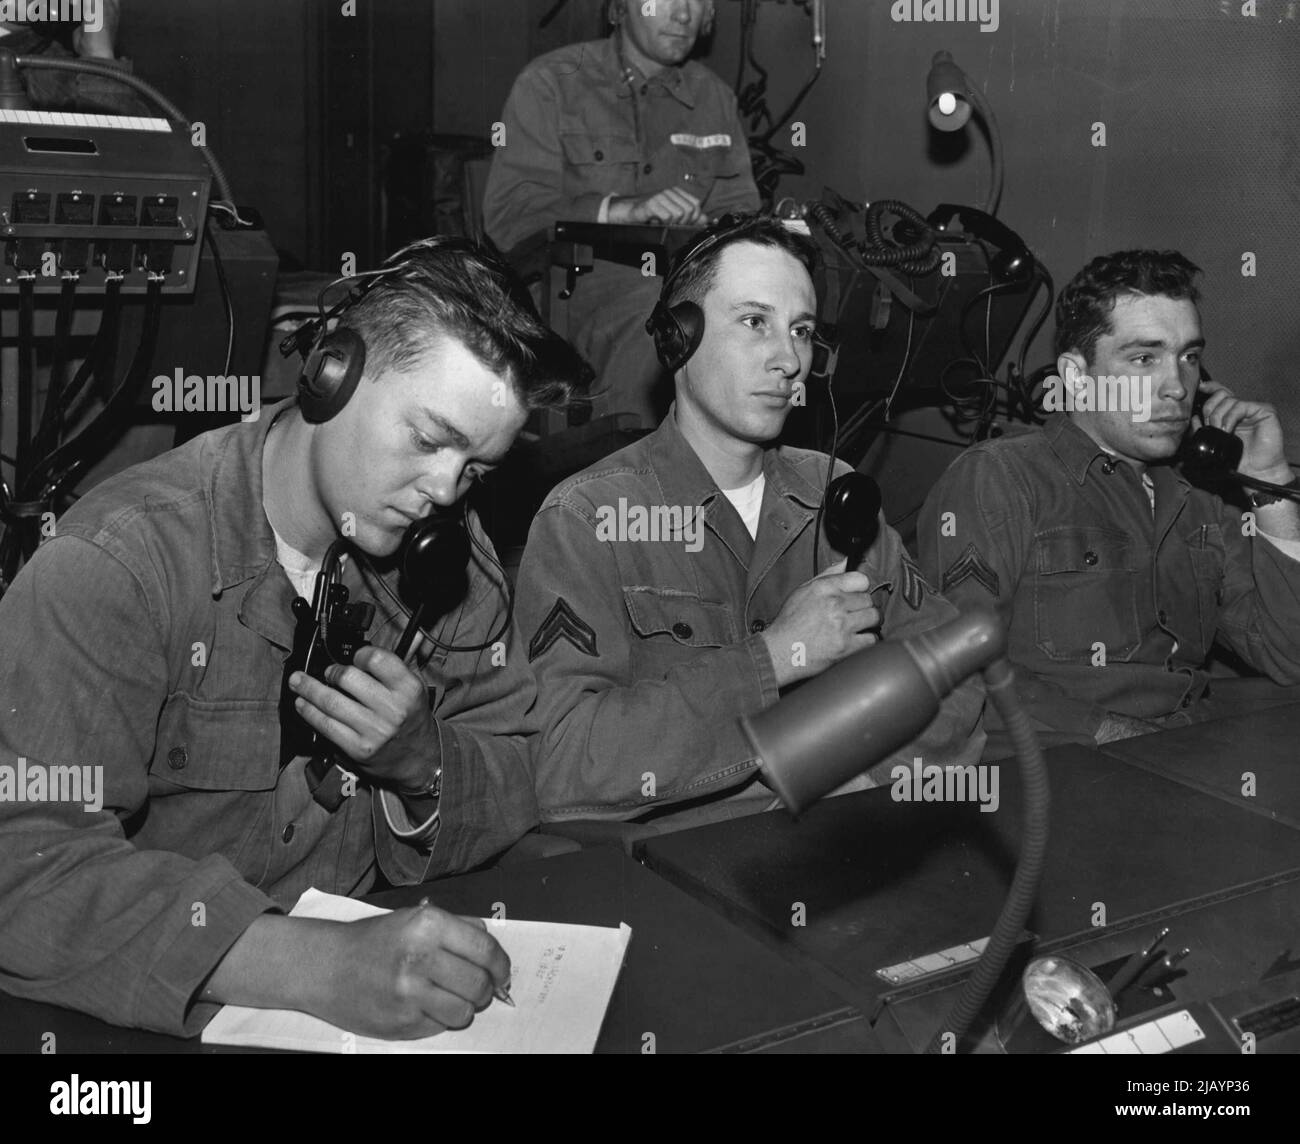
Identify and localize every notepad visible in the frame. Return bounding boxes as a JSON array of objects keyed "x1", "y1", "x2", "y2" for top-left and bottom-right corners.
[{"x1": 201, "y1": 888, "x2": 632, "y2": 1053}]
